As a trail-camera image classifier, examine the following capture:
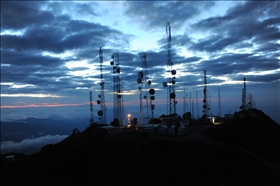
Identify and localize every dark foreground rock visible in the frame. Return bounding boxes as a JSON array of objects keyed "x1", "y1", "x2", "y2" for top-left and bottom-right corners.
[{"x1": 1, "y1": 110, "x2": 280, "y2": 186}]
